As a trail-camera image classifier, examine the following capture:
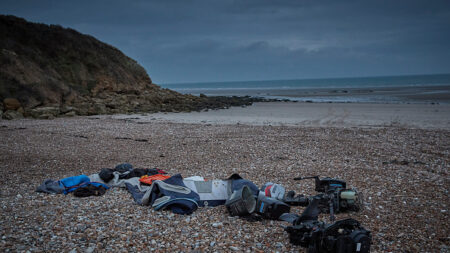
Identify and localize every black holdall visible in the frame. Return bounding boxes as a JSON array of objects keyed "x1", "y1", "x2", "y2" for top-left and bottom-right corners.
[
  {"x1": 73, "y1": 184, "x2": 107, "y2": 197},
  {"x1": 256, "y1": 193, "x2": 291, "y2": 220}
]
